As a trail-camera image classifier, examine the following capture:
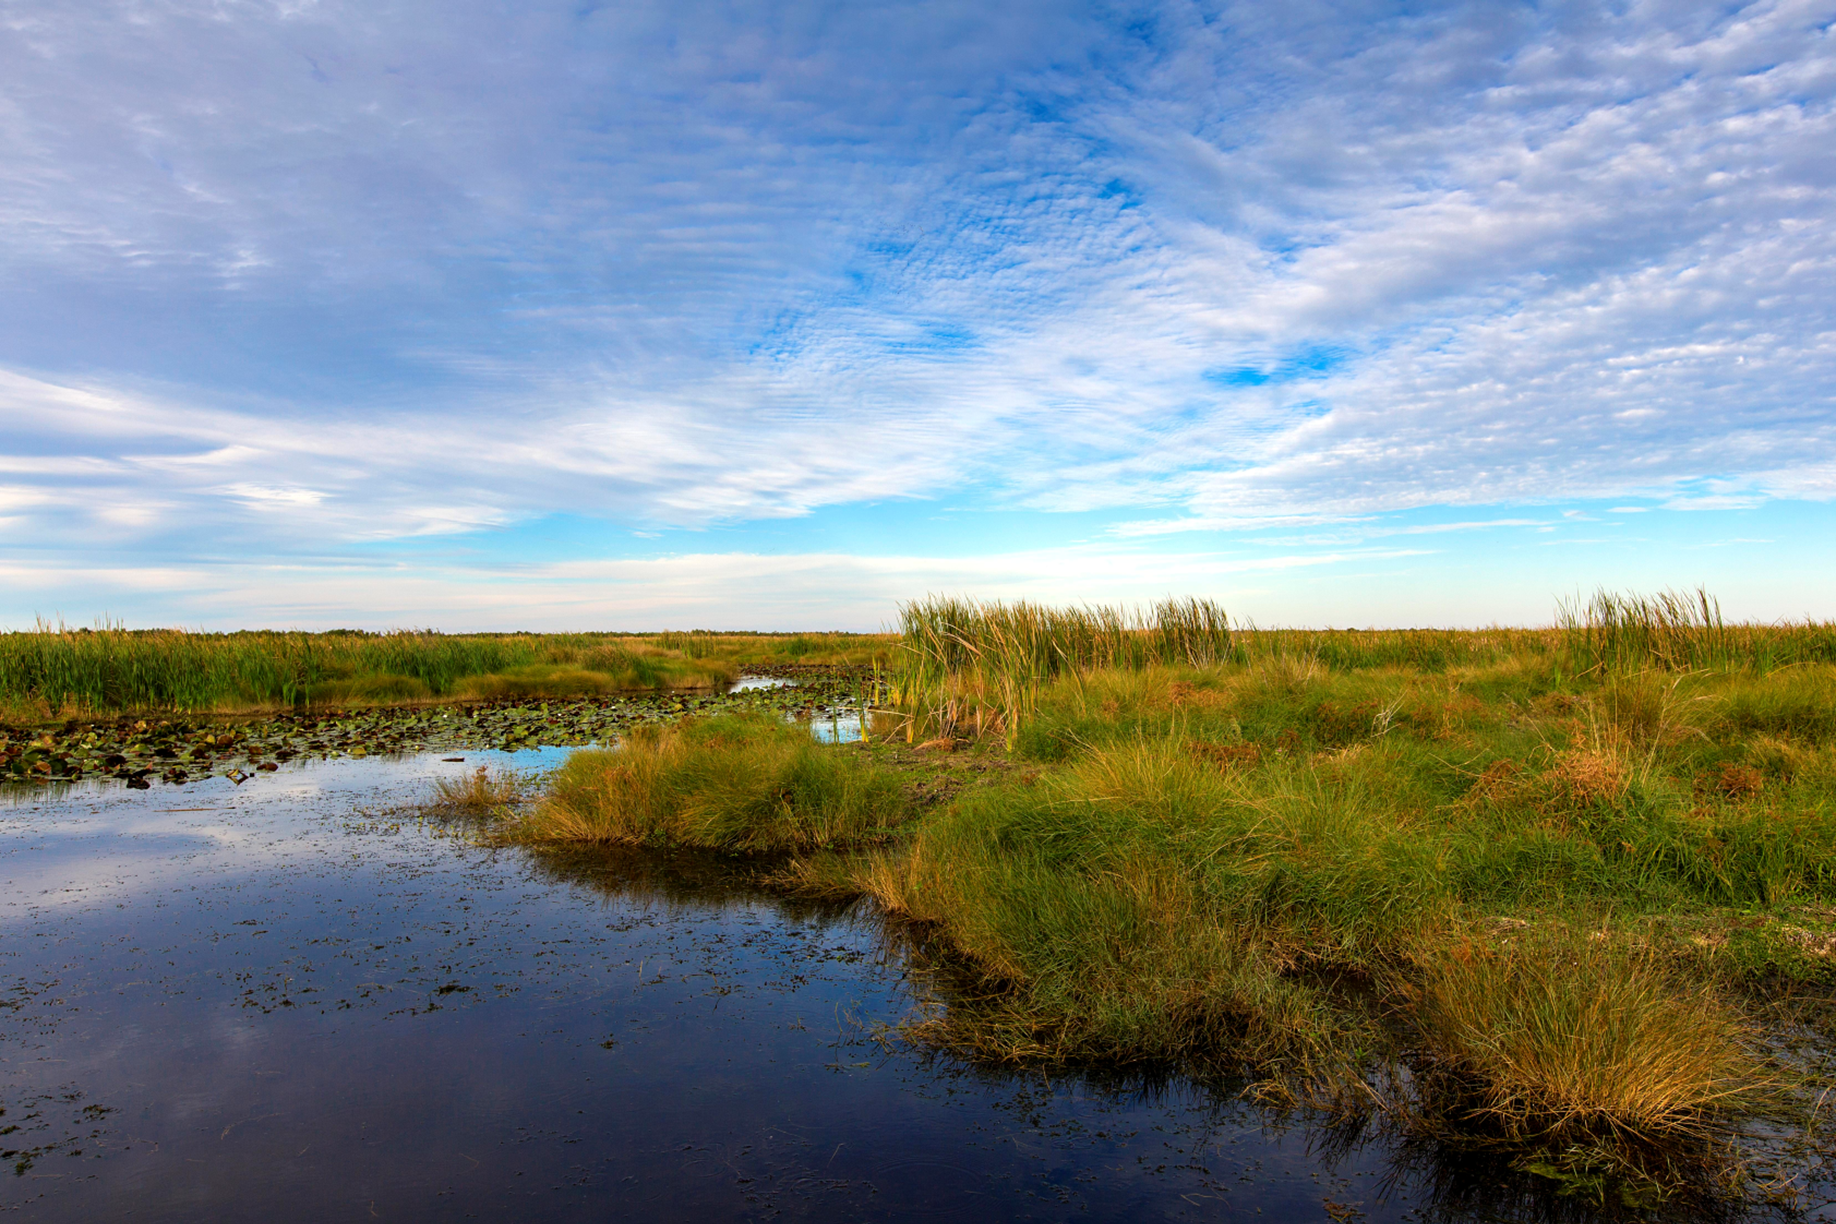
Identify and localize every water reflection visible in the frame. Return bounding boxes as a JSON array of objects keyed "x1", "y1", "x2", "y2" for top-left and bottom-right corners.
[
  {"x1": 726, "y1": 675, "x2": 798, "y2": 693},
  {"x1": 807, "y1": 709, "x2": 865, "y2": 744},
  {"x1": 0, "y1": 752, "x2": 1805, "y2": 1222}
]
